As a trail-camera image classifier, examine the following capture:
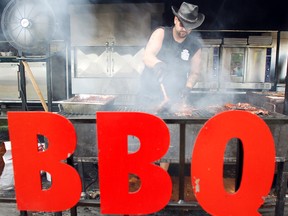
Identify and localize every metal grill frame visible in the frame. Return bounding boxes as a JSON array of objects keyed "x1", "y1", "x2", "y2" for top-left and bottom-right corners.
[
  {"x1": 1, "y1": 113, "x2": 288, "y2": 216},
  {"x1": 64, "y1": 113, "x2": 288, "y2": 215}
]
